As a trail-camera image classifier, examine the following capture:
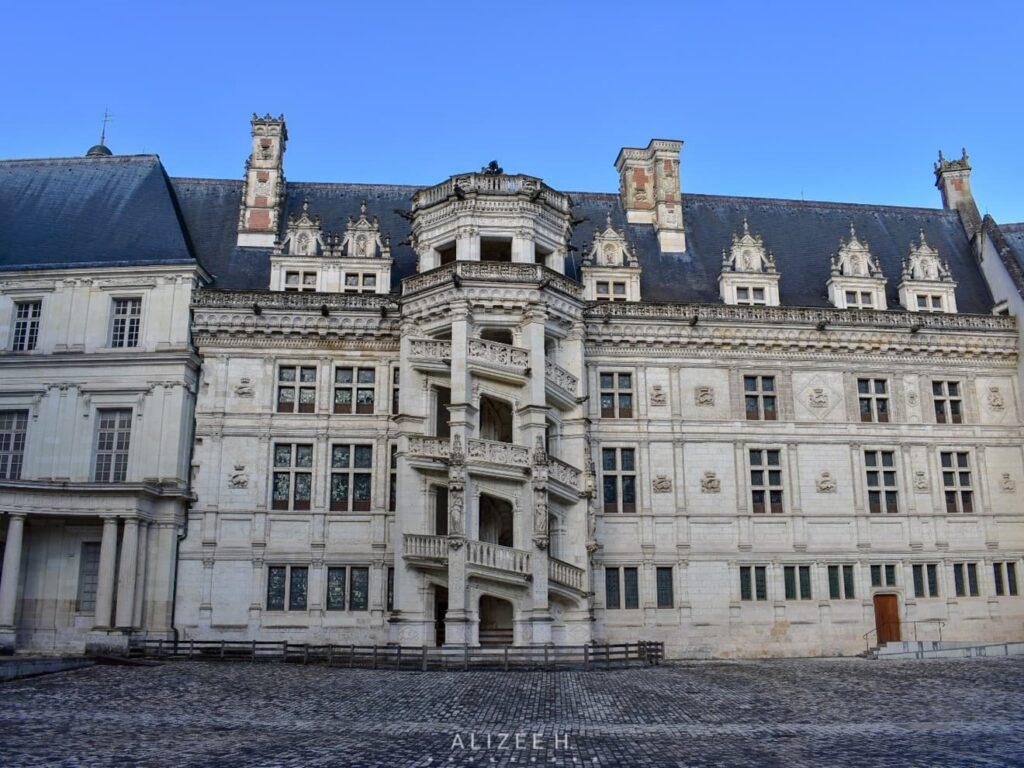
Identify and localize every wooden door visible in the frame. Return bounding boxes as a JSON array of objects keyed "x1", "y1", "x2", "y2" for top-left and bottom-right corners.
[{"x1": 873, "y1": 594, "x2": 901, "y2": 644}]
